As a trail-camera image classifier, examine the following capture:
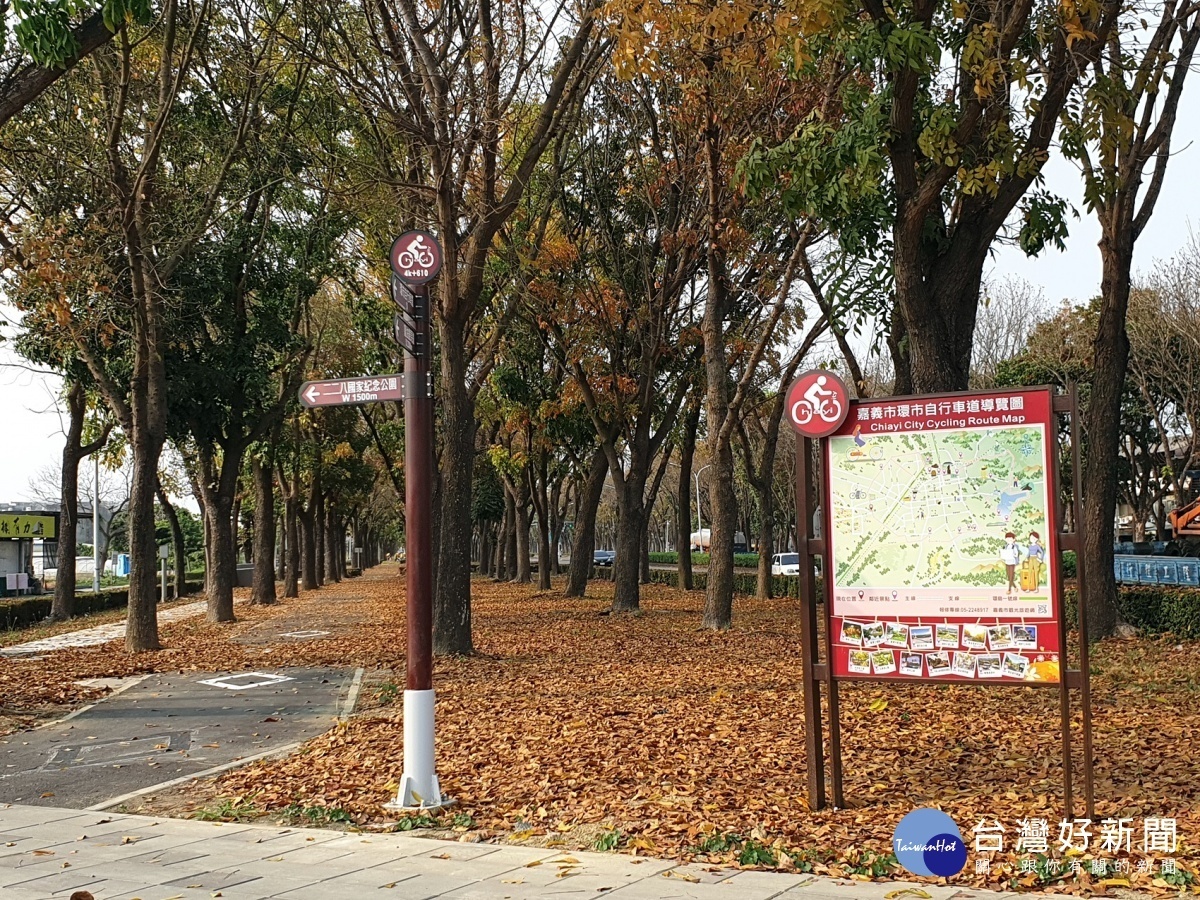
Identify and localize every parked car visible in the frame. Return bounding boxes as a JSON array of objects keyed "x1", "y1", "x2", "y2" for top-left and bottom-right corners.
[
  {"x1": 593, "y1": 550, "x2": 616, "y2": 567},
  {"x1": 771, "y1": 552, "x2": 801, "y2": 576}
]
